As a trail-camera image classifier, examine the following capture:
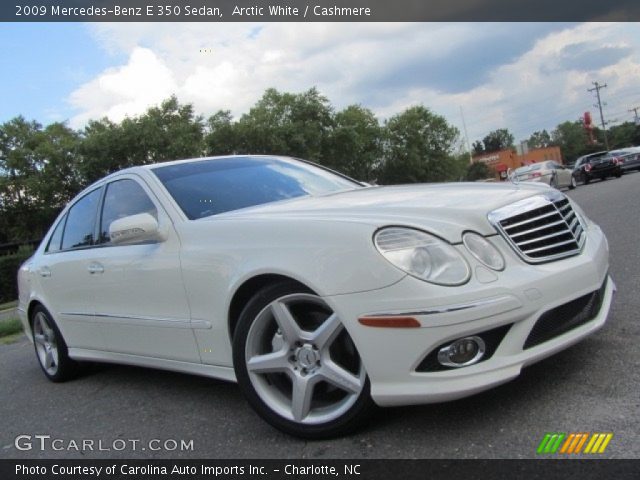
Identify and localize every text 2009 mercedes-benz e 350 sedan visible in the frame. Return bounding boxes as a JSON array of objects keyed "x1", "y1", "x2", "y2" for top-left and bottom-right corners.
[{"x1": 18, "y1": 155, "x2": 614, "y2": 438}]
